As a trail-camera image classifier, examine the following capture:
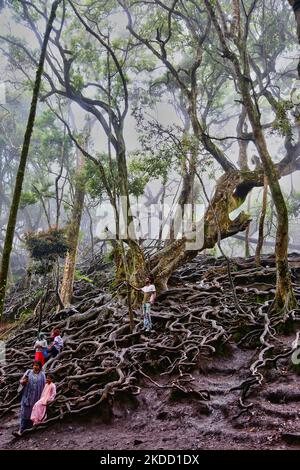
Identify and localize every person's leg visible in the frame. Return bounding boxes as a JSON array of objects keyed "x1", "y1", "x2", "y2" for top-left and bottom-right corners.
[
  {"x1": 20, "y1": 414, "x2": 26, "y2": 433},
  {"x1": 24, "y1": 419, "x2": 33, "y2": 431},
  {"x1": 146, "y1": 303, "x2": 152, "y2": 330},
  {"x1": 52, "y1": 346, "x2": 59, "y2": 357},
  {"x1": 49, "y1": 346, "x2": 59, "y2": 358},
  {"x1": 144, "y1": 303, "x2": 151, "y2": 331},
  {"x1": 142, "y1": 304, "x2": 148, "y2": 330},
  {"x1": 20, "y1": 407, "x2": 32, "y2": 433}
]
